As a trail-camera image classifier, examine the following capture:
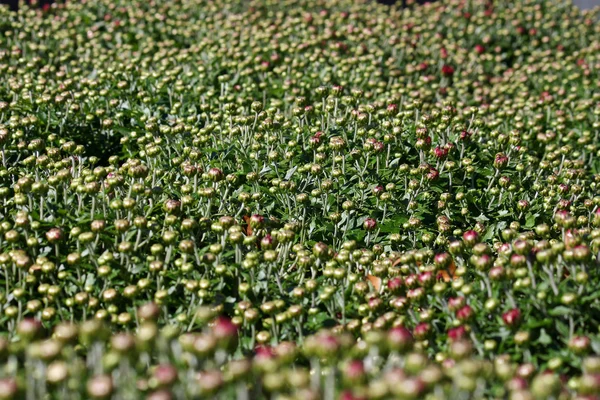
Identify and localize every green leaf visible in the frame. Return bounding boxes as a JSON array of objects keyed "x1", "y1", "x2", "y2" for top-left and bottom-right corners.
[
  {"x1": 592, "y1": 340, "x2": 600, "y2": 355},
  {"x1": 549, "y1": 306, "x2": 572, "y2": 317},
  {"x1": 482, "y1": 226, "x2": 495, "y2": 241},
  {"x1": 525, "y1": 213, "x2": 537, "y2": 228},
  {"x1": 537, "y1": 328, "x2": 552, "y2": 345},
  {"x1": 582, "y1": 291, "x2": 600, "y2": 303},
  {"x1": 284, "y1": 165, "x2": 298, "y2": 180},
  {"x1": 474, "y1": 213, "x2": 490, "y2": 222}
]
